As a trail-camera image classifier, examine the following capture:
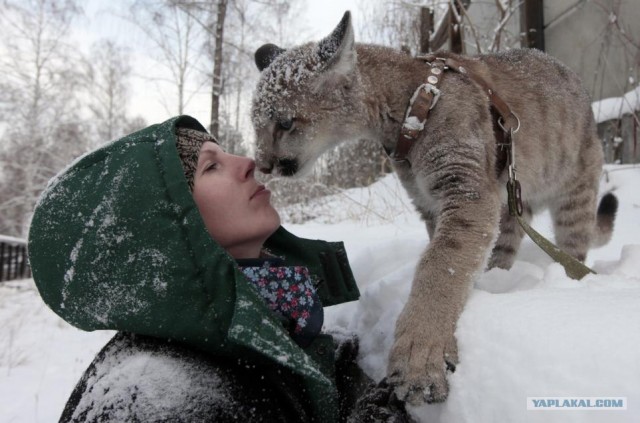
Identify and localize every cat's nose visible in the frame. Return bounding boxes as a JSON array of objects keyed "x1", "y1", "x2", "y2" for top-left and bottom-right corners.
[
  {"x1": 277, "y1": 158, "x2": 299, "y2": 176},
  {"x1": 255, "y1": 155, "x2": 274, "y2": 174}
]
